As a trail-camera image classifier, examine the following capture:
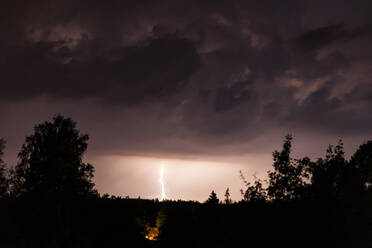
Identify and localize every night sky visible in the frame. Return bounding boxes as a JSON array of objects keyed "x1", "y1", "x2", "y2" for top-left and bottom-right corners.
[{"x1": 1, "y1": 0, "x2": 372, "y2": 201}]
